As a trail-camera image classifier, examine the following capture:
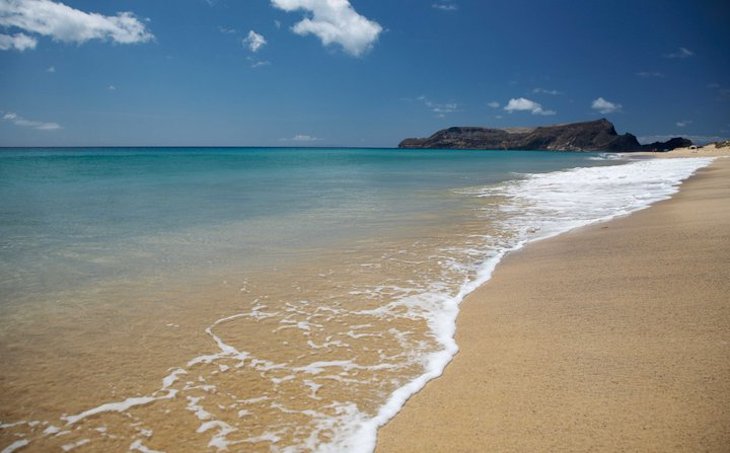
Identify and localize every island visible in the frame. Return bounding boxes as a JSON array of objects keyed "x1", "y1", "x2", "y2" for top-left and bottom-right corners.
[{"x1": 398, "y1": 119, "x2": 691, "y2": 152}]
